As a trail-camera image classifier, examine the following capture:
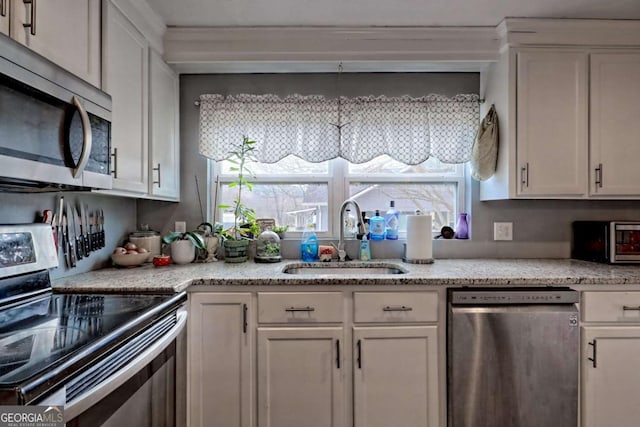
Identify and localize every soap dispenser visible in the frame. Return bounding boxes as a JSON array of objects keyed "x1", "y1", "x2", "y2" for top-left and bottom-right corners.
[{"x1": 369, "y1": 210, "x2": 385, "y2": 241}]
